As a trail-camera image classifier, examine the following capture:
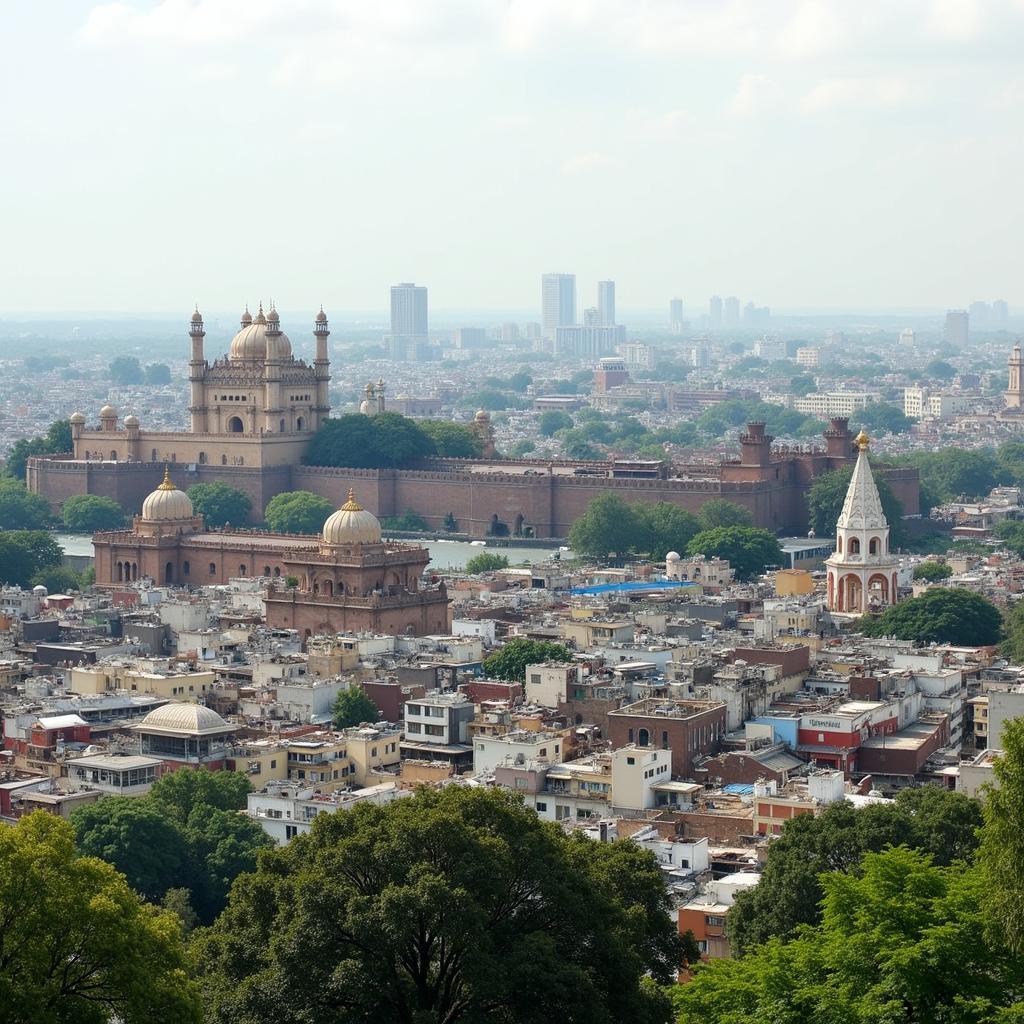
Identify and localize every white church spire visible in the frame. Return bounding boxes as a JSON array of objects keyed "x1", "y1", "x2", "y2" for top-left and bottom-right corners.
[{"x1": 835, "y1": 430, "x2": 887, "y2": 531}]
